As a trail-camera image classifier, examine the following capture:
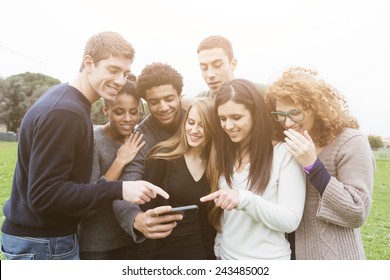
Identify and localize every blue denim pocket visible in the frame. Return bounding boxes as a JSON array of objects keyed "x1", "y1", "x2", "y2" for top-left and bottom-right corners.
[
  {"x1": 1, "y1": 233, "x2": 79, "y2": 260},
  {"x1": 1, "y1": 234, "x2": 38, "y2": 260},
  {"x1": 52, "y1": 234, "x2": 79, "y2": 260},
  {"x1": 1, "y1": 246, "x2": 35, "y2": 260}
]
